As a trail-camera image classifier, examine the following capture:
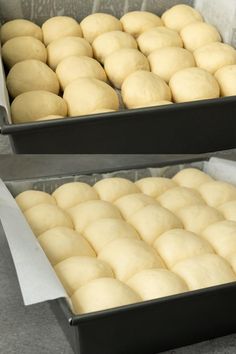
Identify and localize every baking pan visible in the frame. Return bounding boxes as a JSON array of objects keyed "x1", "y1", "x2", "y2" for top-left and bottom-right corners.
[{"x1": 0, "y1": 0, "x2": 236, "y2": 154}]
